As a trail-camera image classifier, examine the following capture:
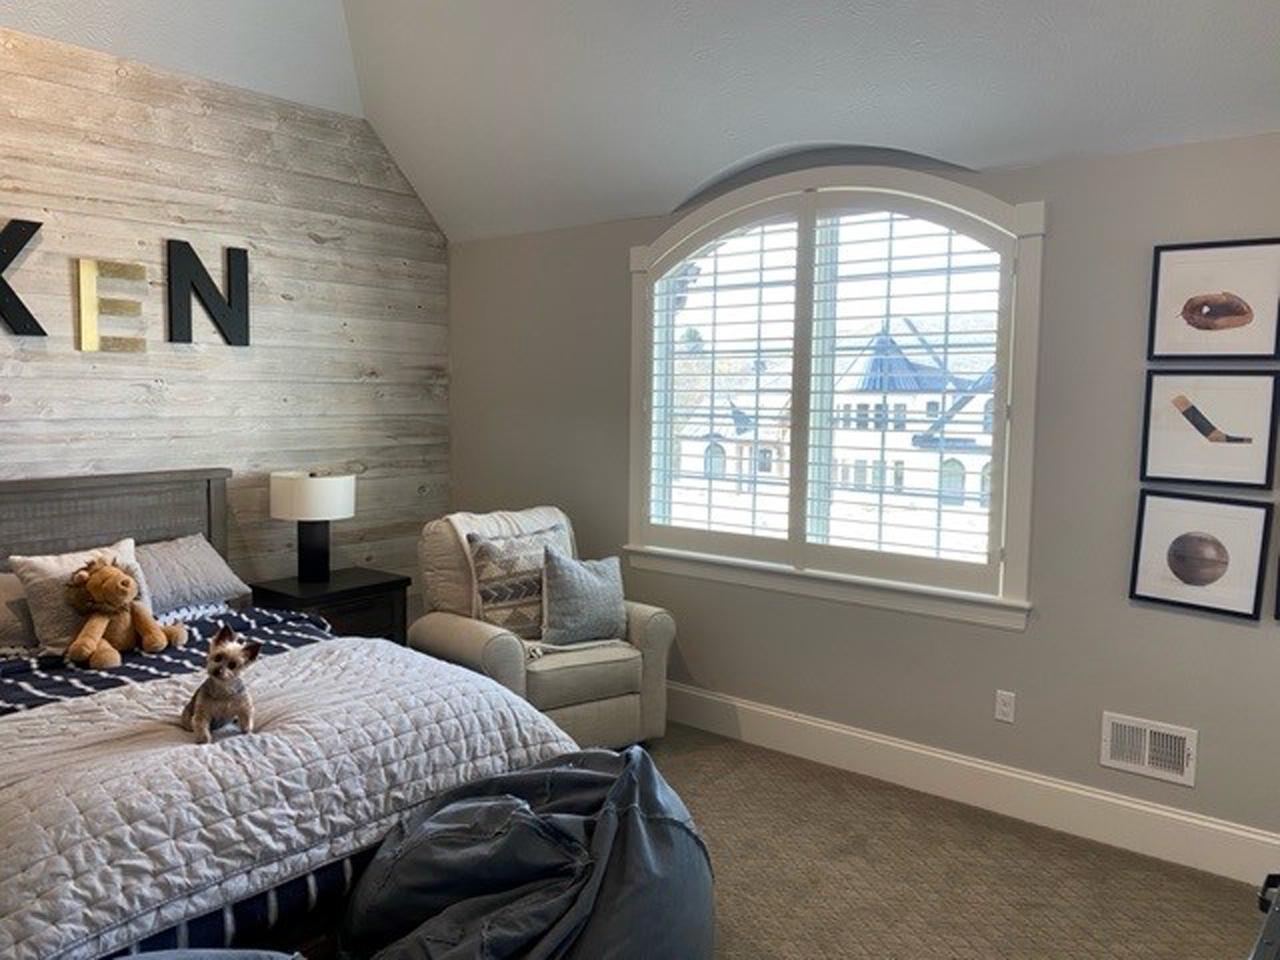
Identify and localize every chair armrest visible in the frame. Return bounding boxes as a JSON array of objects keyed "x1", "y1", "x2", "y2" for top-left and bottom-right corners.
[
  {"x1": 624, "y1": 601, "x2": 675, "y2": 741},
  {"x1": 407, "y1": 612, "x2": 527, "y2": 697}
]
